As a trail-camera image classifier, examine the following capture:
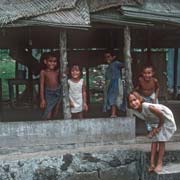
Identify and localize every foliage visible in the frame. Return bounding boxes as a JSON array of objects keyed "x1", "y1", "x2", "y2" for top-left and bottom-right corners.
[
  {"x1": 86, "y1": 65, "x2": 107, "y2": 103},
  {"x1": 0, "y1": 50, "x2": 15, "y2": 99}
]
